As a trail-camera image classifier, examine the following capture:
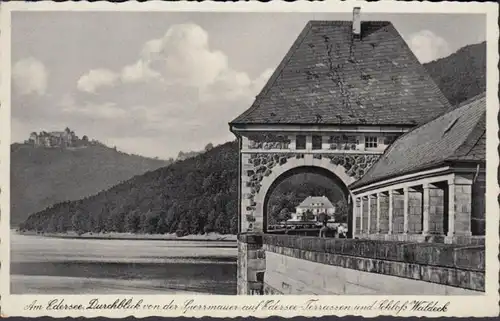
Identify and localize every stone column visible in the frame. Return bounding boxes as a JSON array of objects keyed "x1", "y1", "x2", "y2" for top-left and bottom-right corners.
[
  {"x1": 376, "y1": 193, "x2": 381, "y2": 233},
  {"x1": 471, "y1": 172, "x2": 486, "y2": 236},
  {"x1": 388, "y1": 190, "x2": 394, "y2": 234},
  {"x1": 407, "y1": 187, "x2": 423, "y2": 234},
  {"x1": 240, "y1": 153, "x2": 257, "y2": 232},
  {"x1": 367, "y1": 195, "x2": 372, "y2": 234},
  {"x1": 447, "y1": 175, "x2": 473, "y2": 239},
  {"x1": 359, "y1": 196, "x2": 364, "y2": 234},
  {"x1": 305, "y1": 135, "x2": 312, "y2": 150},
  {"x1": 353, "y1": 197, "x2": 359, "y2": 237},
  {"x1": 403, "y1": 187, "x2": 409, "y2": 234},
  {"x1": 378, "y1": 192, "x2": 390, "y2": 234},
  {"x1": 237, "y1": 234, "x2": 265, "y2": 295},
  {"x1": 391, "y1": 189, "x2": 405, "y2": 234},
  {"x1": 321, "y1": 135, "x2": 330, "y2": 150},
  {"x1": 422, "y1": 183, "x2": 430, "y2": 235},
  {"x1": 289, "y1": 135, "x2": 296, "y2": 150},
  {"x1": 362, "y1": 196, "x2": 369, "y2": 235}
]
